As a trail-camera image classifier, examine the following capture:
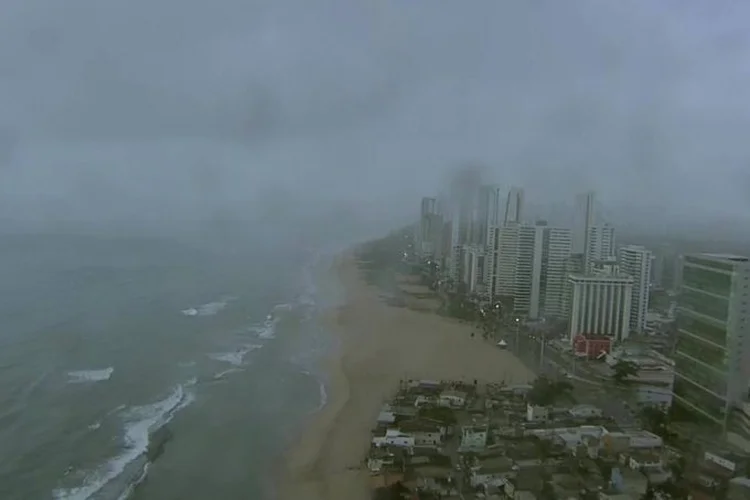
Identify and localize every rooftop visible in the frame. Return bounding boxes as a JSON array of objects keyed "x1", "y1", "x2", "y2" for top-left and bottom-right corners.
[{"x1": 698, "y1": 252, "x2": 749, "y2": 263}]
